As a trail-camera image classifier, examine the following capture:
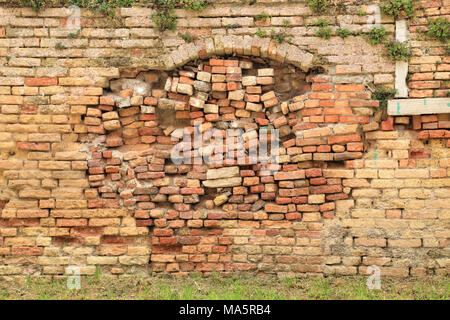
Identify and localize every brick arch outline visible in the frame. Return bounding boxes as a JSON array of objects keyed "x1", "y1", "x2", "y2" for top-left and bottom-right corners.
[{"x1": 140, "y1": 35, "x2": 316, "y2": 73}]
